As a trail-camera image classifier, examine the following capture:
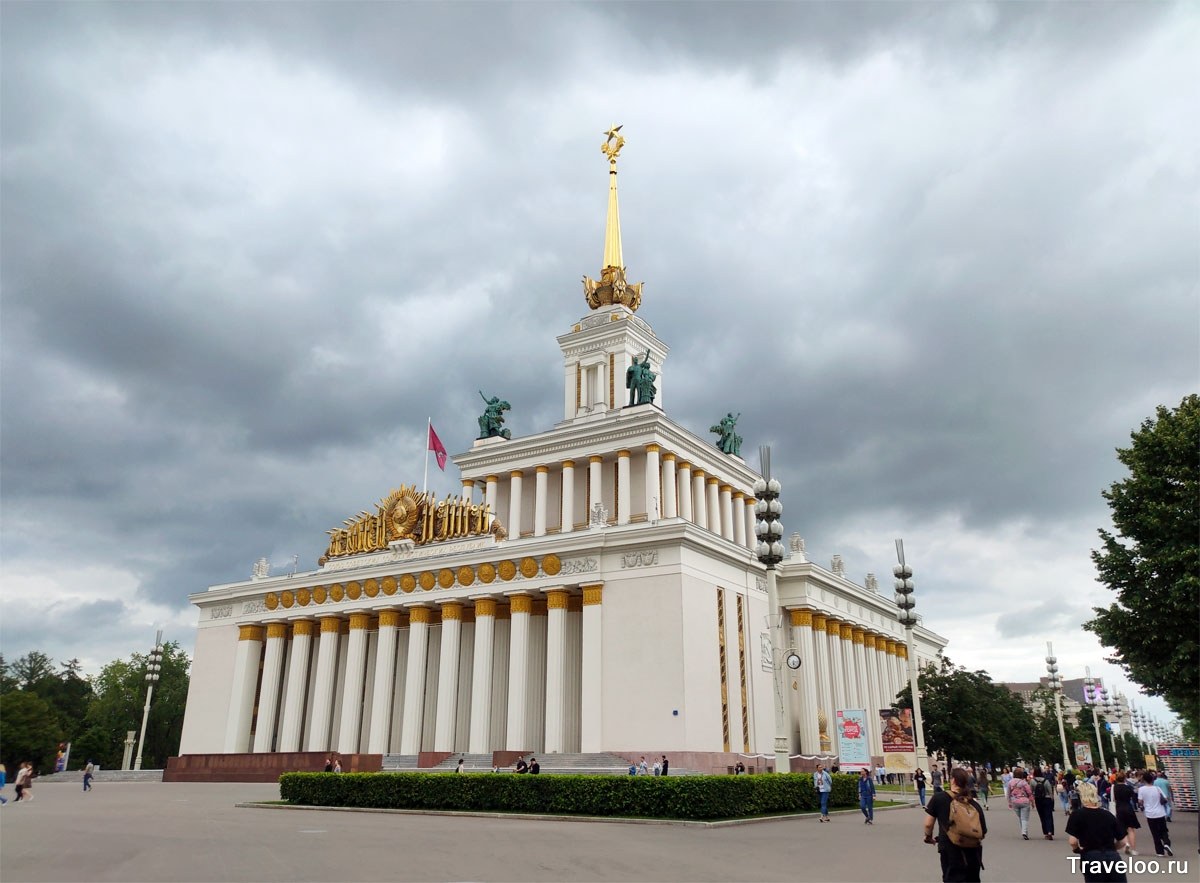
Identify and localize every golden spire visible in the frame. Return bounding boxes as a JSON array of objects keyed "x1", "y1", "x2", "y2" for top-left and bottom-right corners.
[
  {"x1": 583, "y1": 125, "x2": 643, "y2": 312},
  {"x1": 601, "y1": 125, "x2": 624, "y2": 270}
]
